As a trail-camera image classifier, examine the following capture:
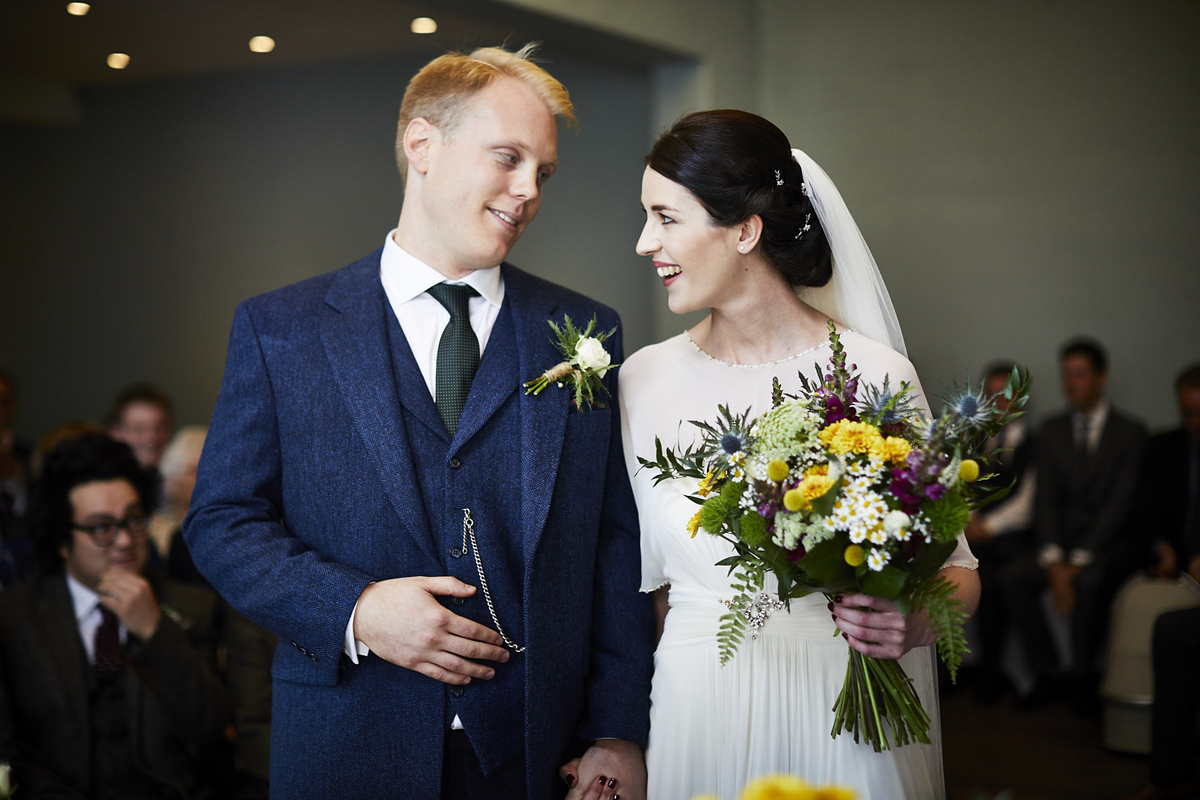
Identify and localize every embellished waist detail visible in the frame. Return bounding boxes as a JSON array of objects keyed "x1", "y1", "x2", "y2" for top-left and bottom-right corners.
[{"x1": 664, "y1": 584, "x2": 839, "y2": 641}]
